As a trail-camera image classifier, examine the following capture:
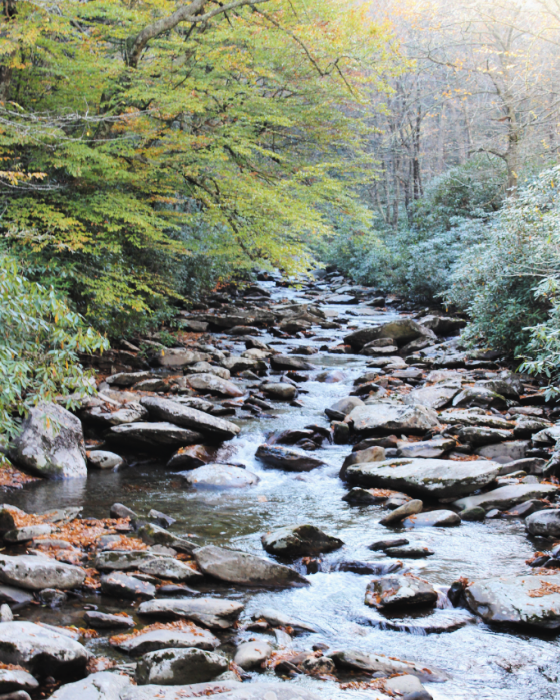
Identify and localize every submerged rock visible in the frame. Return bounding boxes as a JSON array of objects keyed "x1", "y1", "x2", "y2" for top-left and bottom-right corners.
[
  {"x1": 346, "y1": 458, "x2": 502, "y2": 498},
  {"x1": 465, "y1": 575, "x2": 560, "y2": 629},
  {"x1": 9, "y1": 402, "x2": 87, "y2": 479},
  {"x1": 181, "y1": 464, "x2": 259, "y2": 489},
  {"x1": 193, "y1": 545, "x2": 309, "y2": 588},
  {"x1": 261, "y1": 524, "x2": 343, "y2": 557}
]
